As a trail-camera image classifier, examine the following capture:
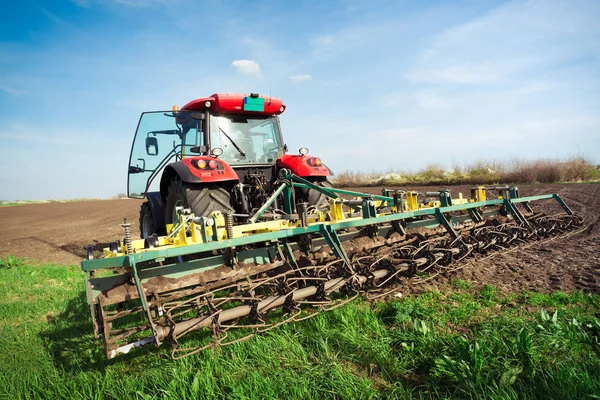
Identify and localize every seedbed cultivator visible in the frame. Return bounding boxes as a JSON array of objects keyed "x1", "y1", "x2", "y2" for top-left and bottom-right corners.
[{"x1": 82, "y1": 174, "x2": 581, "y2": 359}]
